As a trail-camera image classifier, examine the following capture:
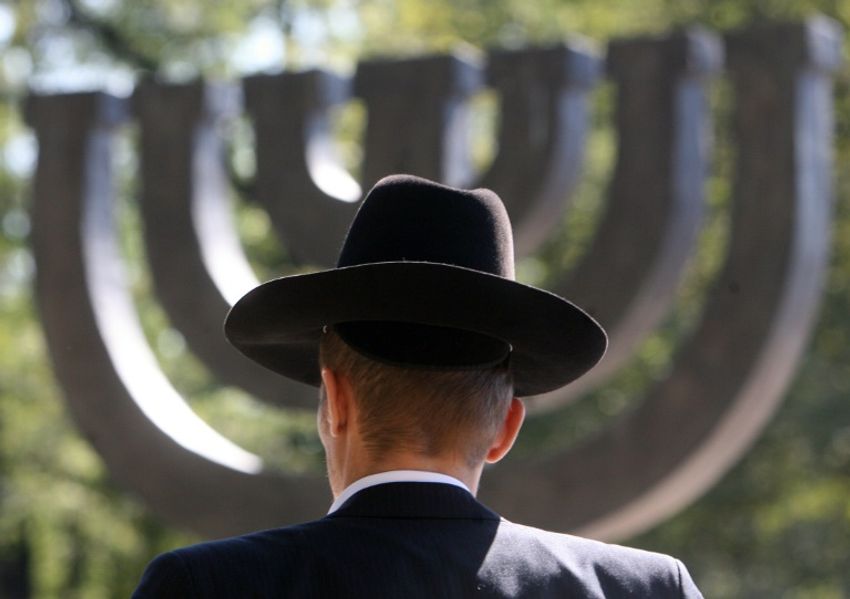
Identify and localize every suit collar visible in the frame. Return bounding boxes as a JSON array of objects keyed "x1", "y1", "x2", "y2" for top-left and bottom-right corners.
[
  {"x1": 326, "y1": 482, "x2": 500, "y2": 521},
  {"x1": 328, "y1": 470, "x2": 470, "y2": 514}
]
